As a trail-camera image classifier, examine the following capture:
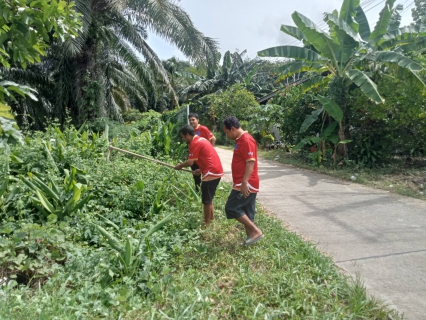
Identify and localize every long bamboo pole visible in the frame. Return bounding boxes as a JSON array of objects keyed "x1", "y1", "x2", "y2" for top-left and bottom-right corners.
[{"x1": 107, "y1": 146, "x2": 193, "y2": 173}]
